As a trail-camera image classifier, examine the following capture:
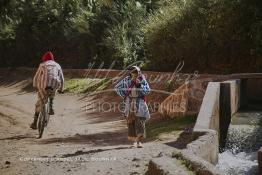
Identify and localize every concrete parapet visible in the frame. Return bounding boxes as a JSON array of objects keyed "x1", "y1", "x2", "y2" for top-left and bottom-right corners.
[
  {"x1": 173, "y1": 148, "x2": 223, "y2": 175},
  {"x1": 186, "y1": 130, "x2": 219, "y2": 164},
  {"x1": 148, "y1": 156, "x2": 194, "y2": 175},
  {"x1": 222, "y1": 80, "x2": 241, "y2": 115},
  {"x1": 194, "y1": 82, "x2": 220, "y2": 131}
]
